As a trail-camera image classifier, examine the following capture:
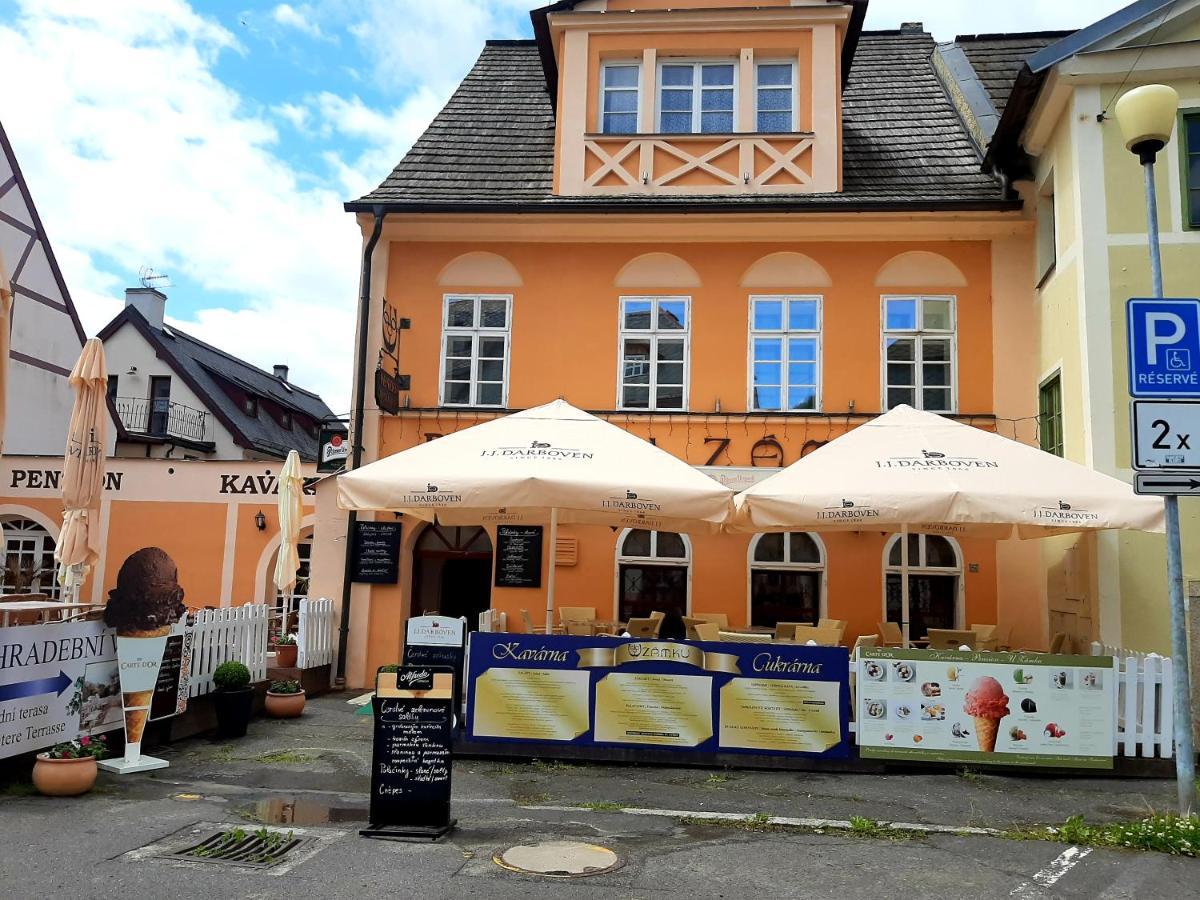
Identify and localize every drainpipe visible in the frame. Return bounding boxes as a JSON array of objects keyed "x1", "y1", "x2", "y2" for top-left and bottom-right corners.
[{"x1": 336, "y1": 205, "x2": 385, "y2": 681}]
